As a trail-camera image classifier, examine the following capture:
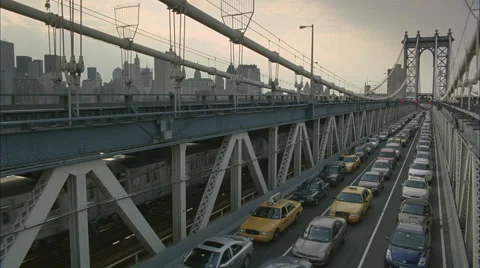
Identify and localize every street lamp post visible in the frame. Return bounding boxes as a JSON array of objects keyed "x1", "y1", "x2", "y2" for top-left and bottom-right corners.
[{"x1": 300, "y1": 24, "x2": 314, "y2": 98}]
